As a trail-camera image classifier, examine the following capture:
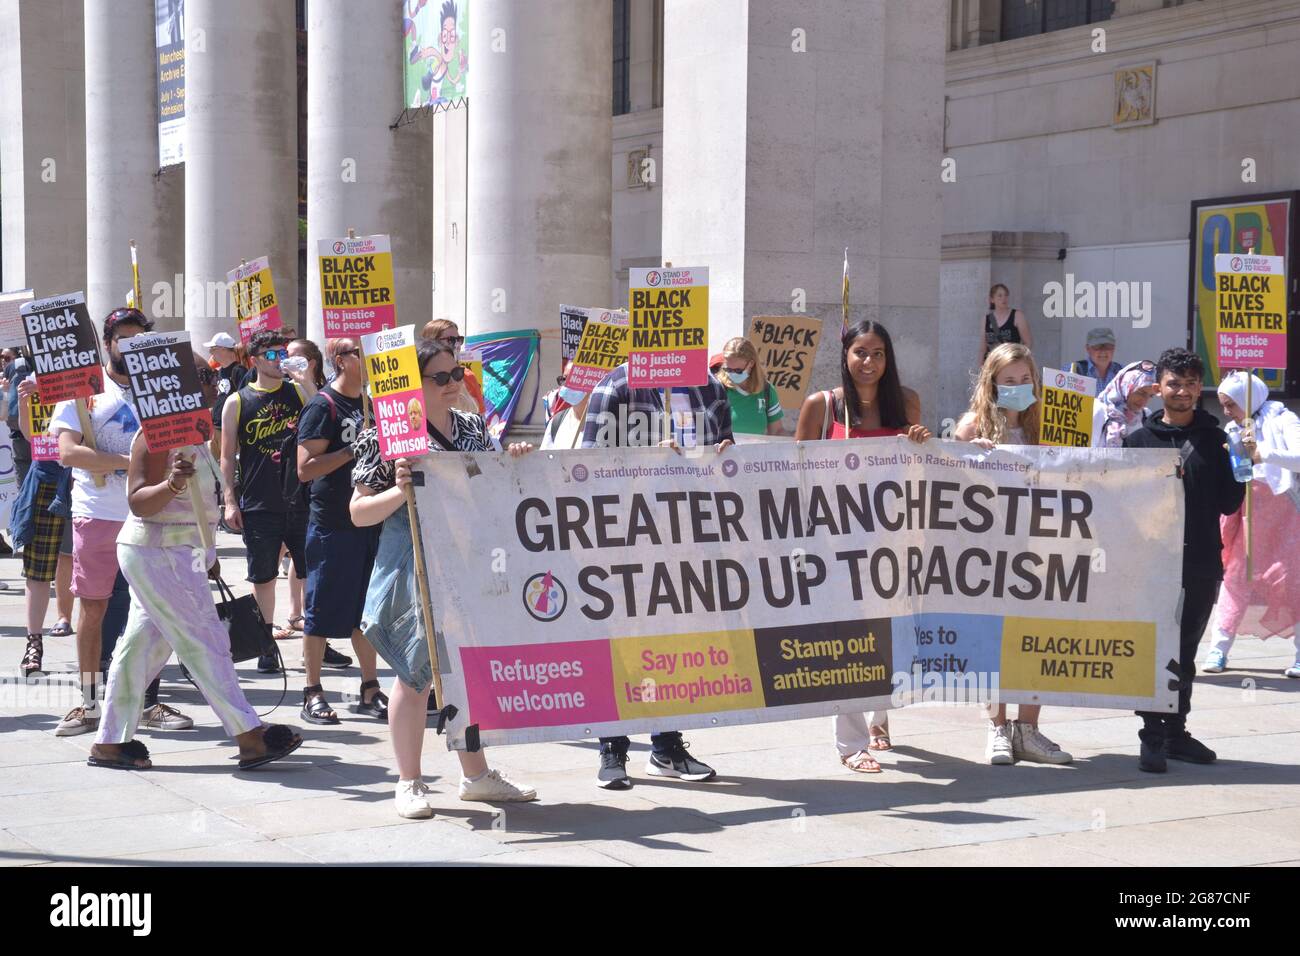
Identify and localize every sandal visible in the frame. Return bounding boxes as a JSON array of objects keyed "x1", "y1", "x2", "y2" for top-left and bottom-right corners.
[
  {"x1": 840, "y1": 750, "x2": 882, "y2": 774},
  {"x1": 287, "y1": 615, "x2": 305, "y2": 632},
  {"x1": 272, "y1": 624, "x2": 296, "y2": 640},
  {"x1": 868, "y1": 724, "x2": 893, "y2": 752},
  {"x1": 21, "y1": 635, "x2": 44, "y2": 678},
  {"x1": 354, "y1": 679, "x2": 389, "y2": 720},
  {"x1": 238, "y1": 724, "x2": 304, "y2": 771},
  {"x1": 48, "y1": 620, "x2": 73, "y2": 637},
  {"x1": 87, "y1": 739, "x2": 152, "y2": 770},
  {"x1": 300, "y1": 685, "x2": 339, "y2": 725}
]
